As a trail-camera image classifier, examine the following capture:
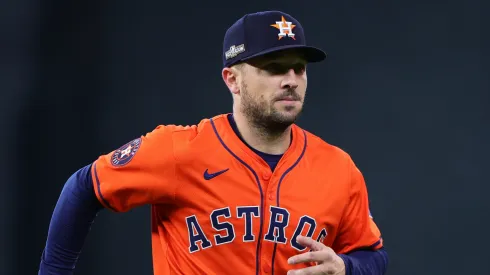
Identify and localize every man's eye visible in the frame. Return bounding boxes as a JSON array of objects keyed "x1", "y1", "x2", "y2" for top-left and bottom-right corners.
[
  {"x1": 263, "y1": 64, "x2": 289, "y2": 74},
  {"x1": 293, "y1": 64, "x2": 306, "y2": 74},
  {"x1": 263, "y1": 63, "x2": 306, "y2": 75}
]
